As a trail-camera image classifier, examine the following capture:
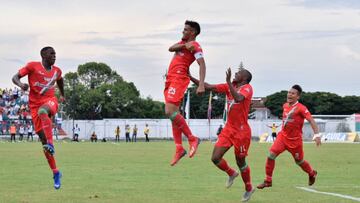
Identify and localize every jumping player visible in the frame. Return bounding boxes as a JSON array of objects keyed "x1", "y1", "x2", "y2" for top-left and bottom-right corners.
[
  {"x1": 164, "y1": 20, "x2": 206, "y2": 166},
  {"x1": 191, "y1": 67, "x2": 255, "y2": 202},
  {"x1": 12, "y1": 46, "x2": 64, "y2": 189},
  {"x1": 257, "y1": 85, "x2": 321, "y2": 189}
]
